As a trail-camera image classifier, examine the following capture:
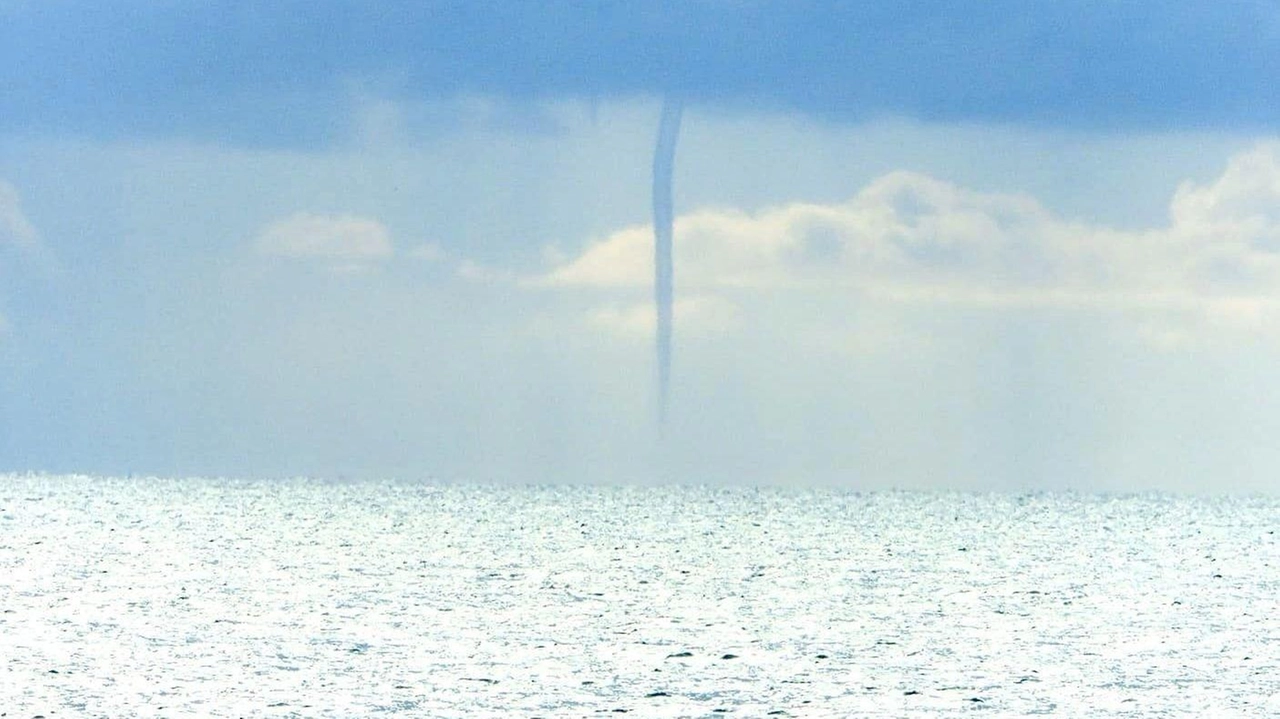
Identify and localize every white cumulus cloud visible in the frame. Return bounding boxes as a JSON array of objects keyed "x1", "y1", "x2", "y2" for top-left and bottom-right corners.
[{"x1": 536, "y1": 143, "x2": 1280, "y2": 339}]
